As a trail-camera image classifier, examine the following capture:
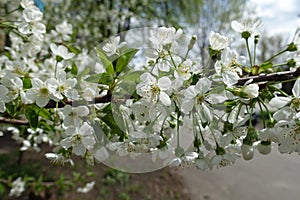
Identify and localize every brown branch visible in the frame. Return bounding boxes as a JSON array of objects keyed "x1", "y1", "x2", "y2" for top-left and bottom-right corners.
[
  {"x1": 44, "y1": 94, "x2": 112, "y2": 108},
  {"x1": 0, "y1": 117, "x2": 29, "y2": 125},
  {"x1": 238, "y1": 67, "x2": 300, "y2": 85}
]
